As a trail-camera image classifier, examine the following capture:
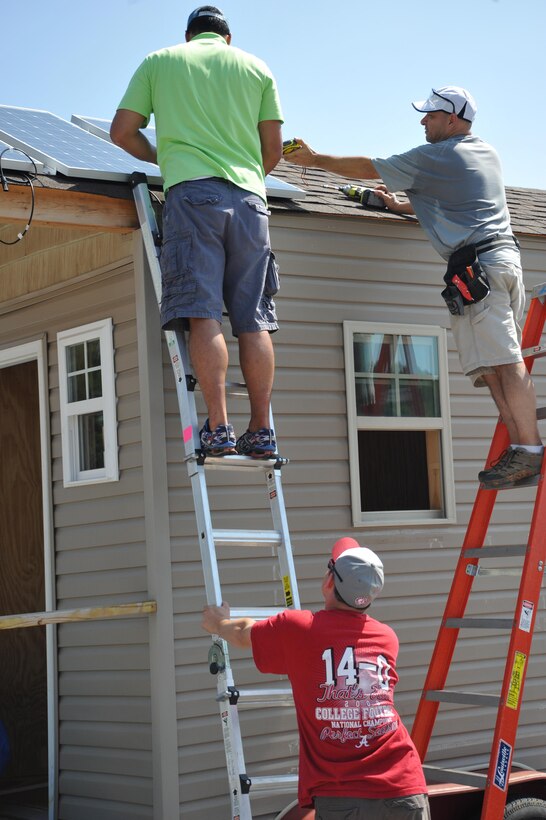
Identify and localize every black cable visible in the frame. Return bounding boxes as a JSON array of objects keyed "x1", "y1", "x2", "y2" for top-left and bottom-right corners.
[{"x1": 0, "y1": 147, "x2": 38, "y2": 245}]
